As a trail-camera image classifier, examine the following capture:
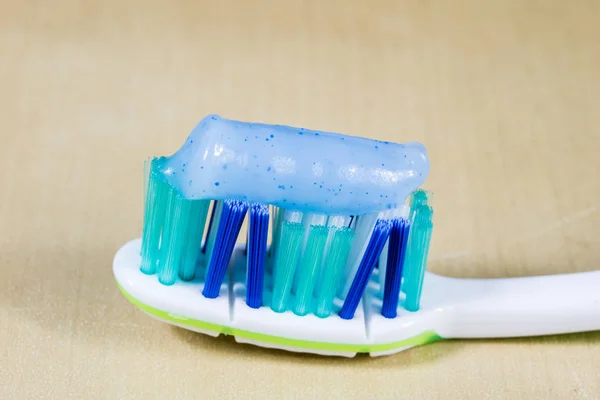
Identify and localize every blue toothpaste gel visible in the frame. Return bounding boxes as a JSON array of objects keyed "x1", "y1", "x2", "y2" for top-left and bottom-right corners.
[{"x1": 156, "y1": 115, "x2": 429, "y2": 215}]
